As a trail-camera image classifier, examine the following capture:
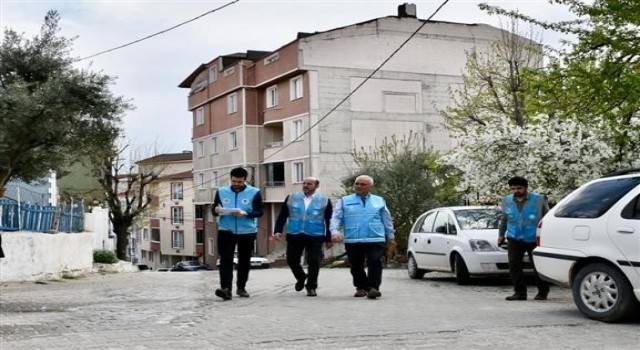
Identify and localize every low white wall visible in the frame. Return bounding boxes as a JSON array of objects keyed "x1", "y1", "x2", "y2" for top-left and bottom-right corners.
[
  {"x1": 0, "y1": 231, "x2": 94, "y2": 282},
  {"x1": 84, "y1": 207, "x2": 115, "y2": 251}
]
